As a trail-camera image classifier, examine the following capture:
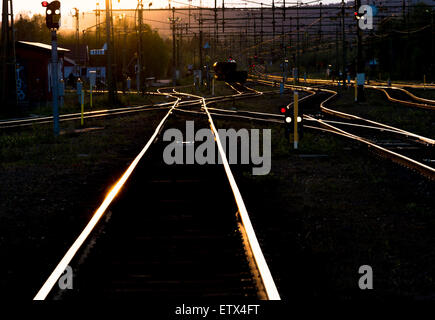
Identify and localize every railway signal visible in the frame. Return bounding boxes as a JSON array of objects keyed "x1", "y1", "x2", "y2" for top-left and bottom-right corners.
[
  {"x1": 44, "y1": 1, "x2": 61, "y2": 30},
  {"x1": 42, "y1": 0, "x2": 62, "y2": 136},
  {"x1": 280, "y1": 105, "x2": 293, "y2": 142}
]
